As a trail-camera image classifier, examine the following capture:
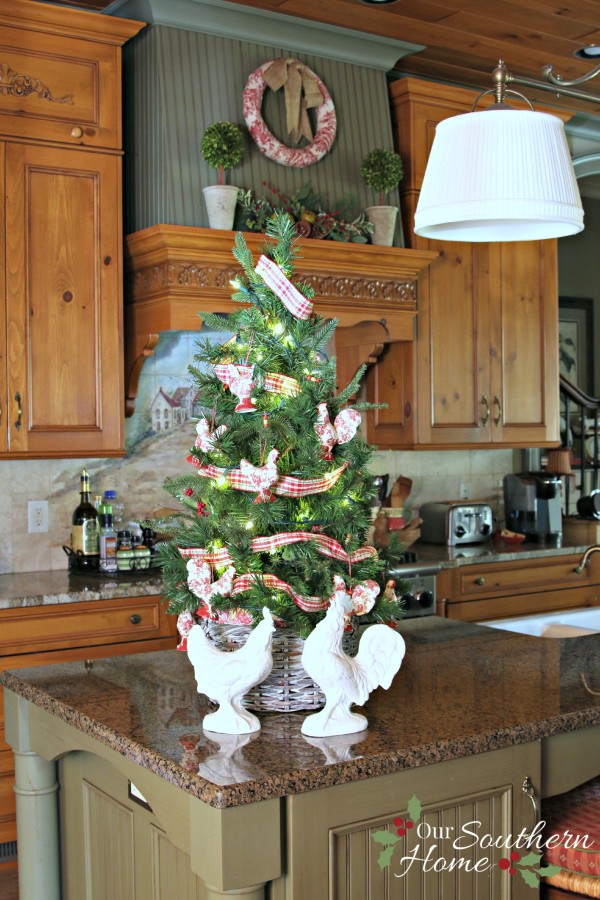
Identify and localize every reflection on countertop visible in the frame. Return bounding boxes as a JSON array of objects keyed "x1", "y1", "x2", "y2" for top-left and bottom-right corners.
[
  {"x1": 0, "y1": 568, "x2": 163, "y2": 610},
  {"x1": 413, "y1": 537, "x2": 592, "y2": 568},
  {"x1": 2, "y1": 616, "x2": 598, "y2": 809}
]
